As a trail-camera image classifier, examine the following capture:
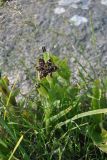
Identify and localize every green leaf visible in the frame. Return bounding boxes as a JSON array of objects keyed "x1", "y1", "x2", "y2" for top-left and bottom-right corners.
[
  {"x1": 43, "y1": 52, "x2": 50, "y2": 62},
  {"x1": 12, "y1": 88, "x2": 20, "y2": 97},
  {"x1": 91, "y1": 128, "x2": 107, "y2": 153},
  {"x1": 0, "y1": 139, "x2": 8, "y2": 148},
  {"x1": 92, "y1": 79, "x2": 101, "y2": 109},
  {"x1": 46, "y1": 75, "x2": 54, "y2": 88},
  {"x1": 49, "y1": 105, "x2": 73, "y2": 122},
  {"x1": 54, "y1": 108, "x2": 107, "y2": 129},
  {"x1": 37, "y1": 85, "x2": 49, "y2": 98},
  {"x1": 8, "y1": 135, "x2": 23, "y2": 160},
  {"x1": 91, "y1": 79, "x2": 102, "y2": 123}
]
